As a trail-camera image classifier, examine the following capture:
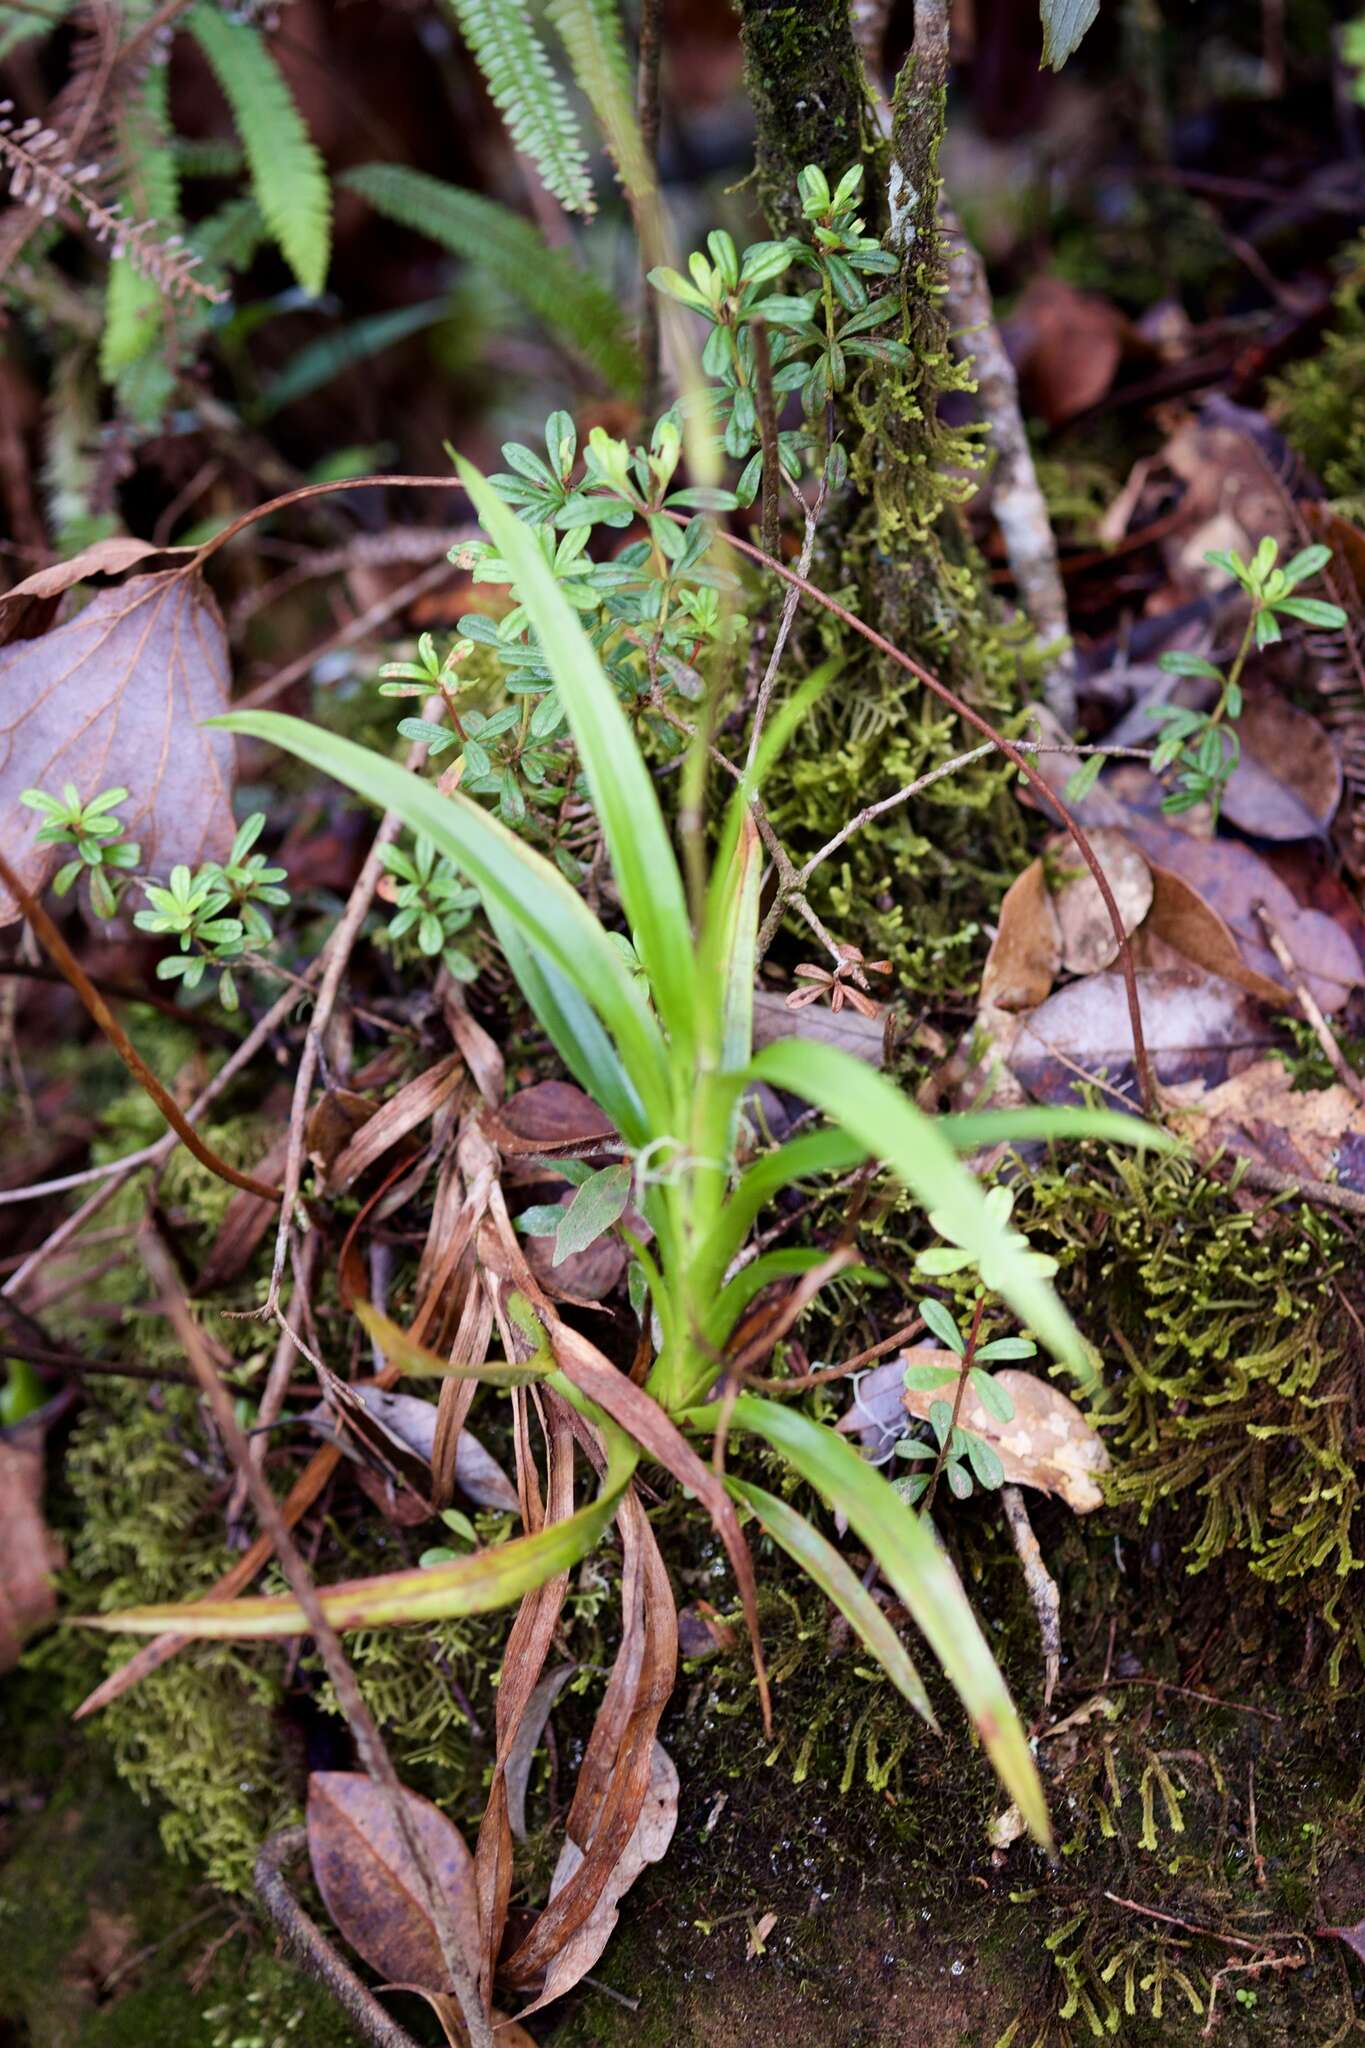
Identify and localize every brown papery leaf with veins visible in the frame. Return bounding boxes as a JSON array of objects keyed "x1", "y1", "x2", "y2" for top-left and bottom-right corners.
[
  {"x1": 0, "y1": 569, "x2": 236, "y2": 922},
  {"x1": 901, "y1": 1365, "x2": 1109, "y2": 1513},
  {"x1": 307, "y1": 1771, "x2": 482, "y2": 1996}
]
